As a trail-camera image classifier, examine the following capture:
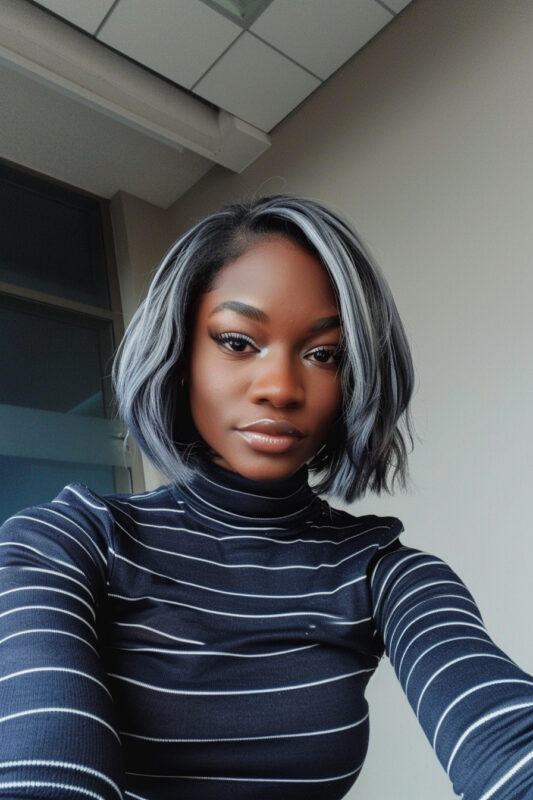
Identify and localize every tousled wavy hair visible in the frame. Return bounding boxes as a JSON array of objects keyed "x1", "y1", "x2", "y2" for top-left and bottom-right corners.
[{"x1": 113, "y1": 195, "x2": 415, "y2": 501}]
